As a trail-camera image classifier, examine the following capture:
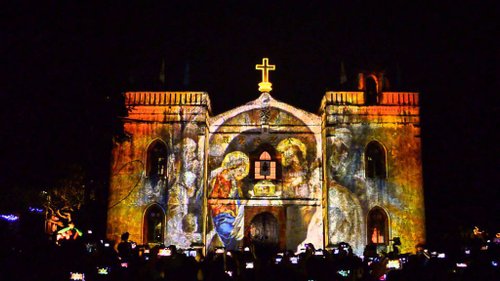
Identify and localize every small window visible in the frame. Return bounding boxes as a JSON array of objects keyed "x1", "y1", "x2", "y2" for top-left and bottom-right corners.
[
  {"x1": 255, "y1": 151, "x2": 276, "y2": 180},
  {"x1": 367, "y1": 207, "x2": 389, "y2": 245},
  {"x1": 365, "y1": 141, "x2": 387, "y2": 179}
]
